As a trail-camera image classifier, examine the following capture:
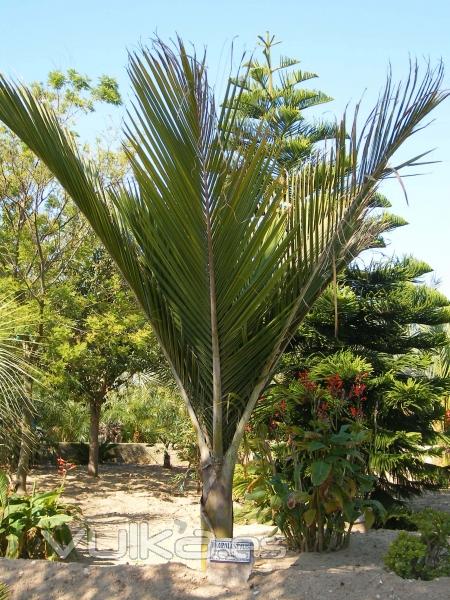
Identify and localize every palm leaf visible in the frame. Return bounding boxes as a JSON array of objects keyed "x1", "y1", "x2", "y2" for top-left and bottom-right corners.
[{"x1": 0, "y1": 297, "x2": 36, "y2": 457}]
